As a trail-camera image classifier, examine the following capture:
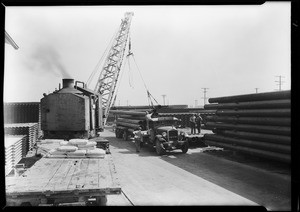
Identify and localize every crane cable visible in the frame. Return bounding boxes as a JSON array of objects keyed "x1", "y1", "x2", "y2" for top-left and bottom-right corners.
[{"x1": 130, "y1": 54, "x2": 160, "y2": 107}]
